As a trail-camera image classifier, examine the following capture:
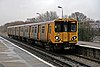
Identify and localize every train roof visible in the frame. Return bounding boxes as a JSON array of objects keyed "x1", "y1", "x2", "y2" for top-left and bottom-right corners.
[
  {"x1": 7, "y1": 18, "x2": 77, "y2": 28},
  {"x1": 7, "y1": 20, "x2": 54, "y2": 28}
]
